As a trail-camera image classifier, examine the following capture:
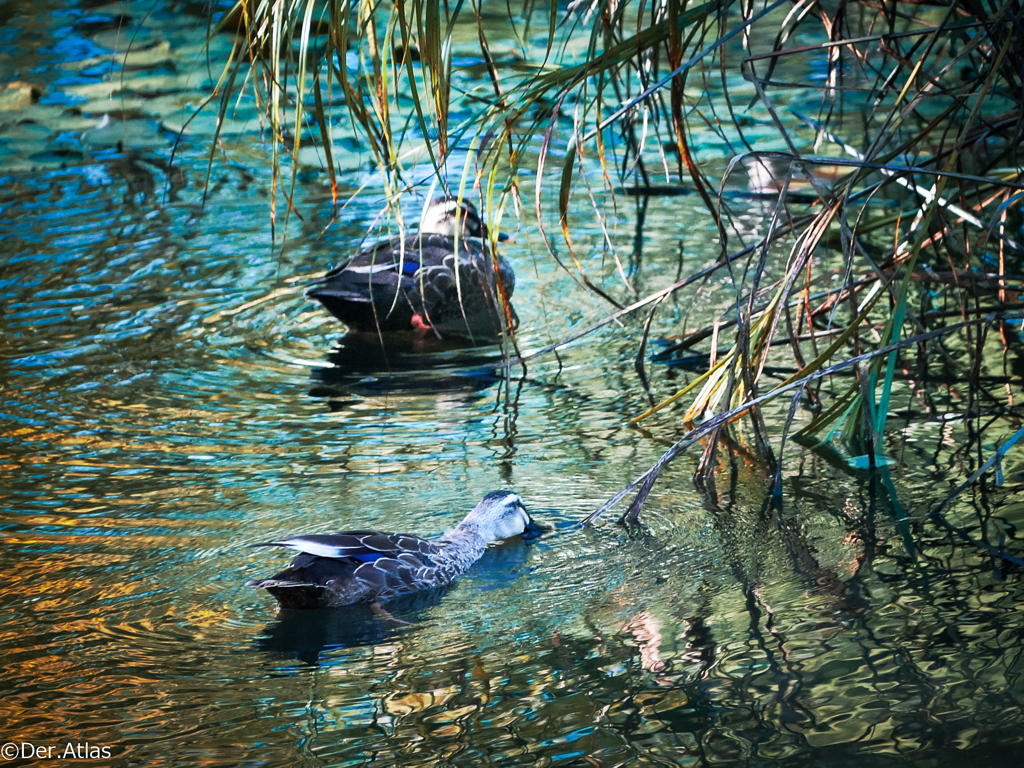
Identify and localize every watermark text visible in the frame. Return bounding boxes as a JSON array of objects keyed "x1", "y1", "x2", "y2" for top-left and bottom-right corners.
[{"x1": 2, "y1": 742, "x2": 113, "y2": 761}]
